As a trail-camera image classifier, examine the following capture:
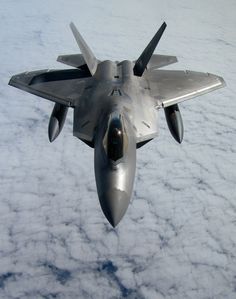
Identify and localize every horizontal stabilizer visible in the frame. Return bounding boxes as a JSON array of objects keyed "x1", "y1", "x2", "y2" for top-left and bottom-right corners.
[
  {"x1": 57, "y1": 54, "x2": 86, "y2": 68},
  {"x1": 147, "y1": 54, "x2": 178, "y2": 69}
]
